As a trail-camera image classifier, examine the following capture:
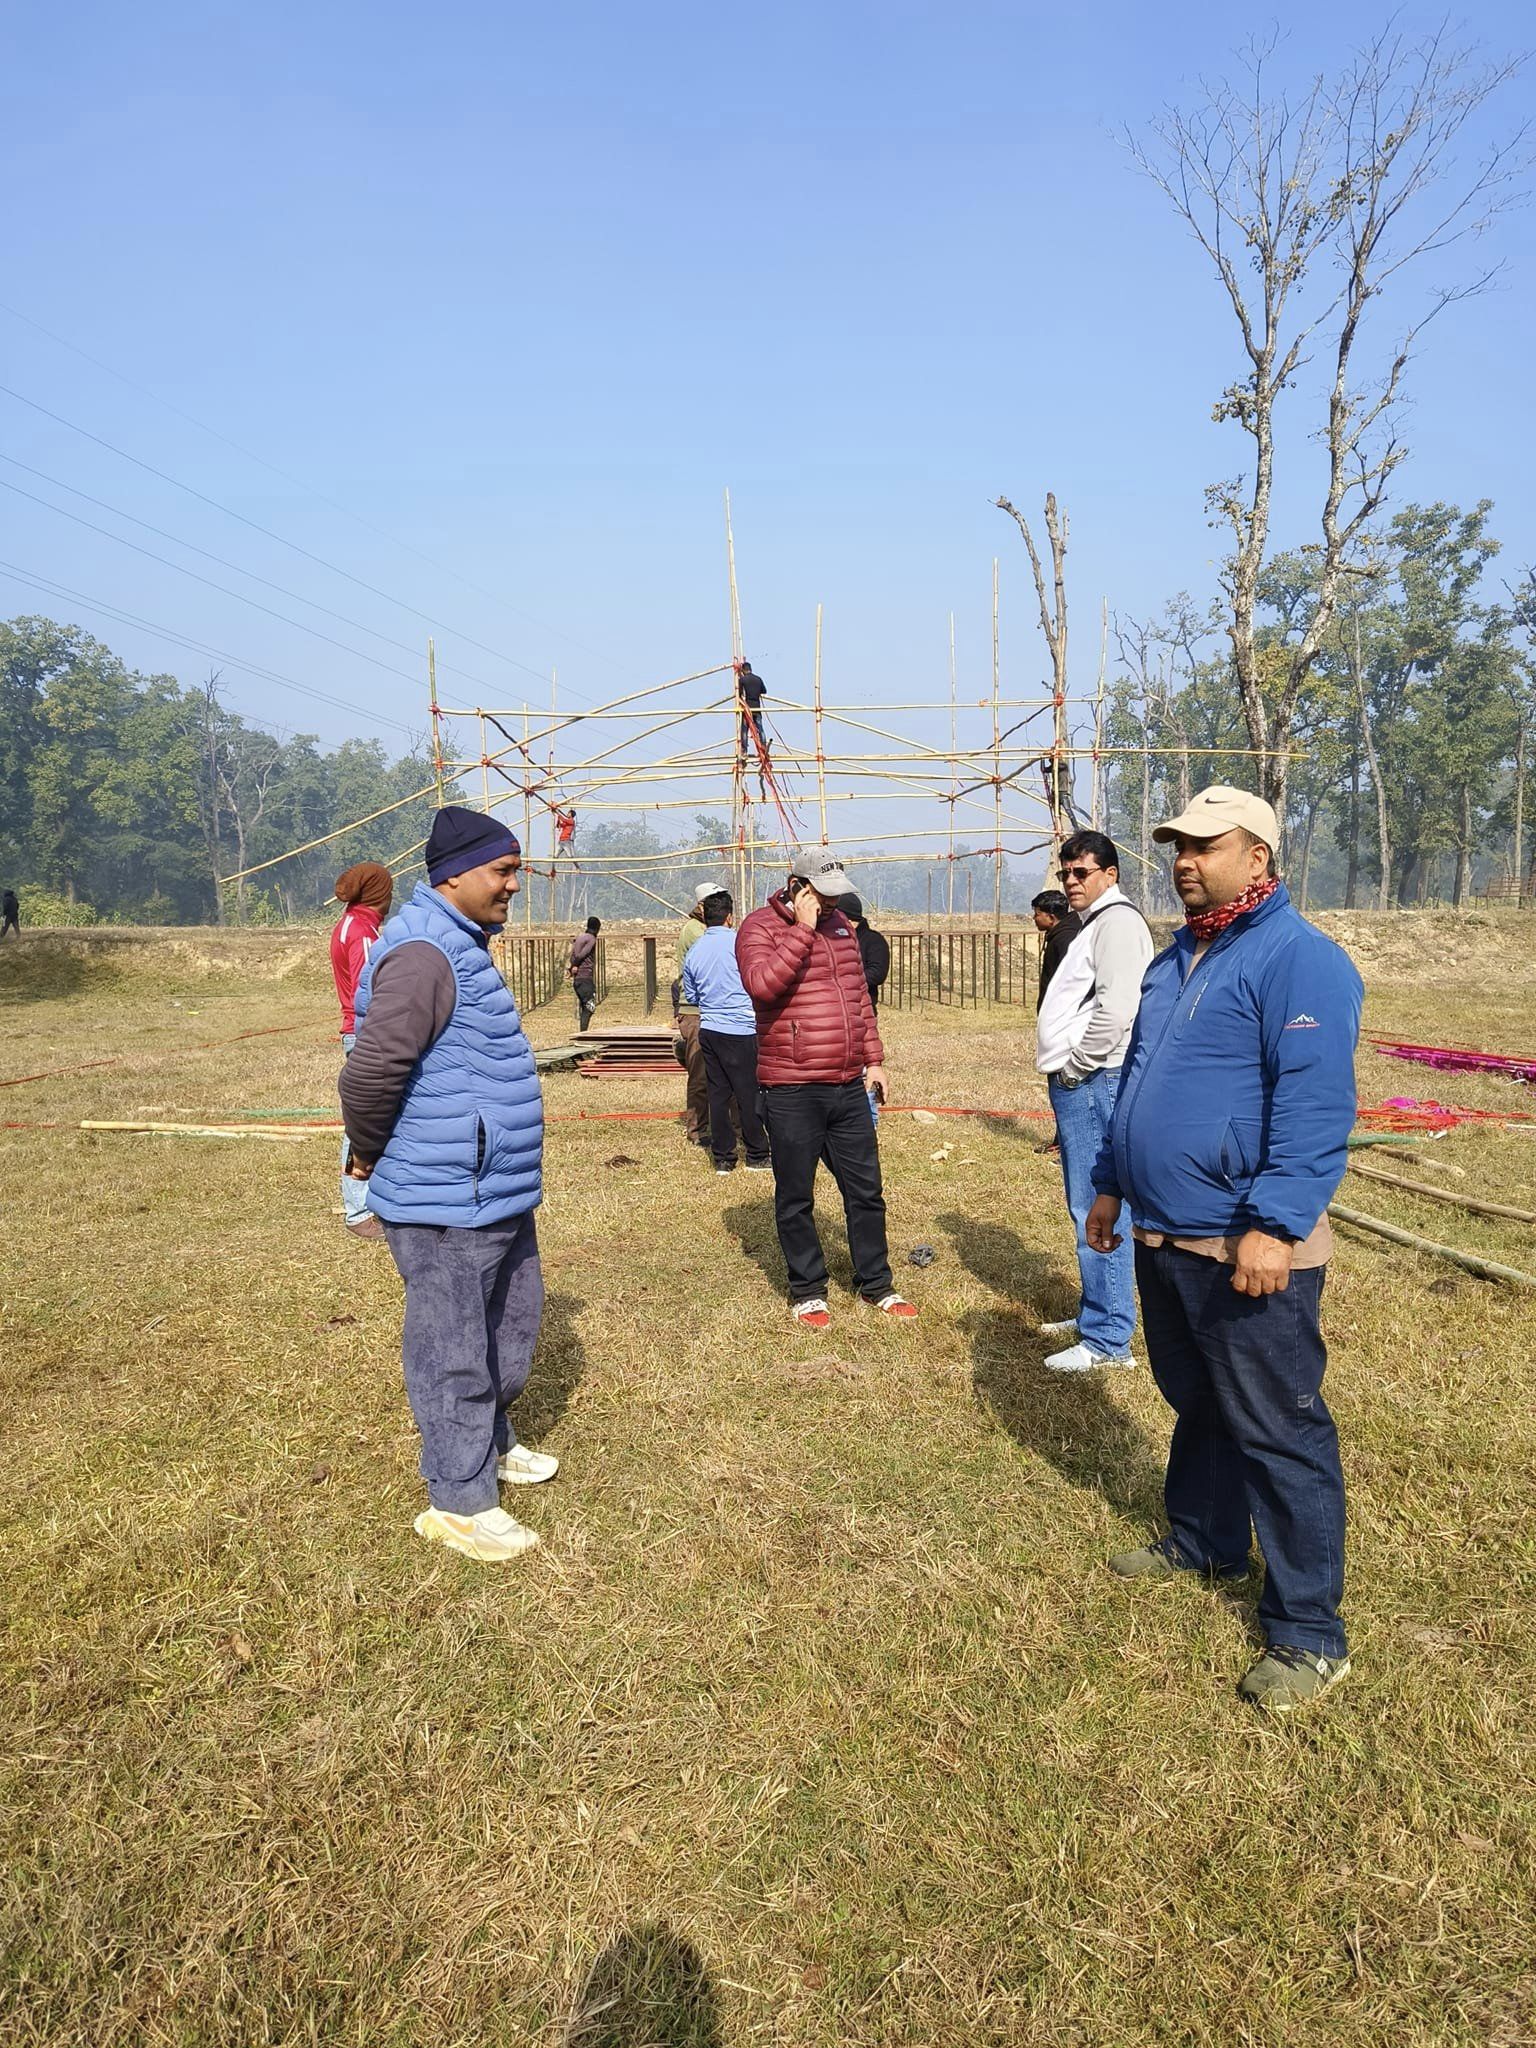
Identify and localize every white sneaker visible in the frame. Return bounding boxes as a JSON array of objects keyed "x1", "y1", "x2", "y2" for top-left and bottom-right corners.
[
  {"x1": 413, "y1": 1505, "x2": 540, "y2": 1561},
  {"x1": 496, "y1": 1443, "x2": 559, "y2": 1485},
  {"x1": 1044, "y1": 1340, "x2": 1135, "y2": 1374},
  {"x1": 1038, "y1": 1316, "x2": 1079, "y2": 1340}
]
